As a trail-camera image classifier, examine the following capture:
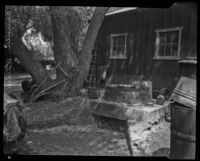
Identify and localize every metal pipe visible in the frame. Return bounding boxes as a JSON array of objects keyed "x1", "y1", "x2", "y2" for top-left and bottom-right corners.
[
  {"x1": 32, "y1": 62, "x2": 62, "y2": 93},
  {"x1": 38, "y1": 78, "x2": 68, "y2": 94},
  {"x1": 57, "y1": 65, "x2": 69, "y2": 78}
]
